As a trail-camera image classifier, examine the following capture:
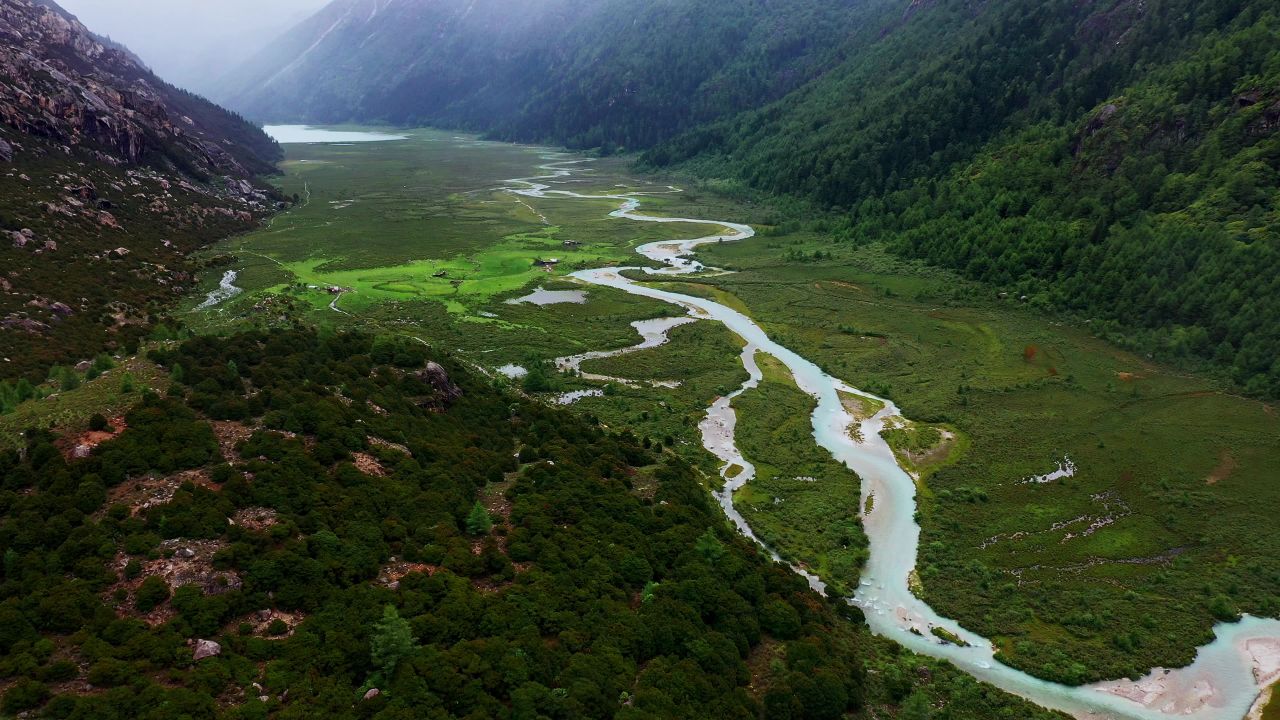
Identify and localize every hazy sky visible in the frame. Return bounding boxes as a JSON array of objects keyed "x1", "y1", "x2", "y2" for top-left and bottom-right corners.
[{"x1": 56, "y1": 0, "x2": 332, "y2": 95}]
